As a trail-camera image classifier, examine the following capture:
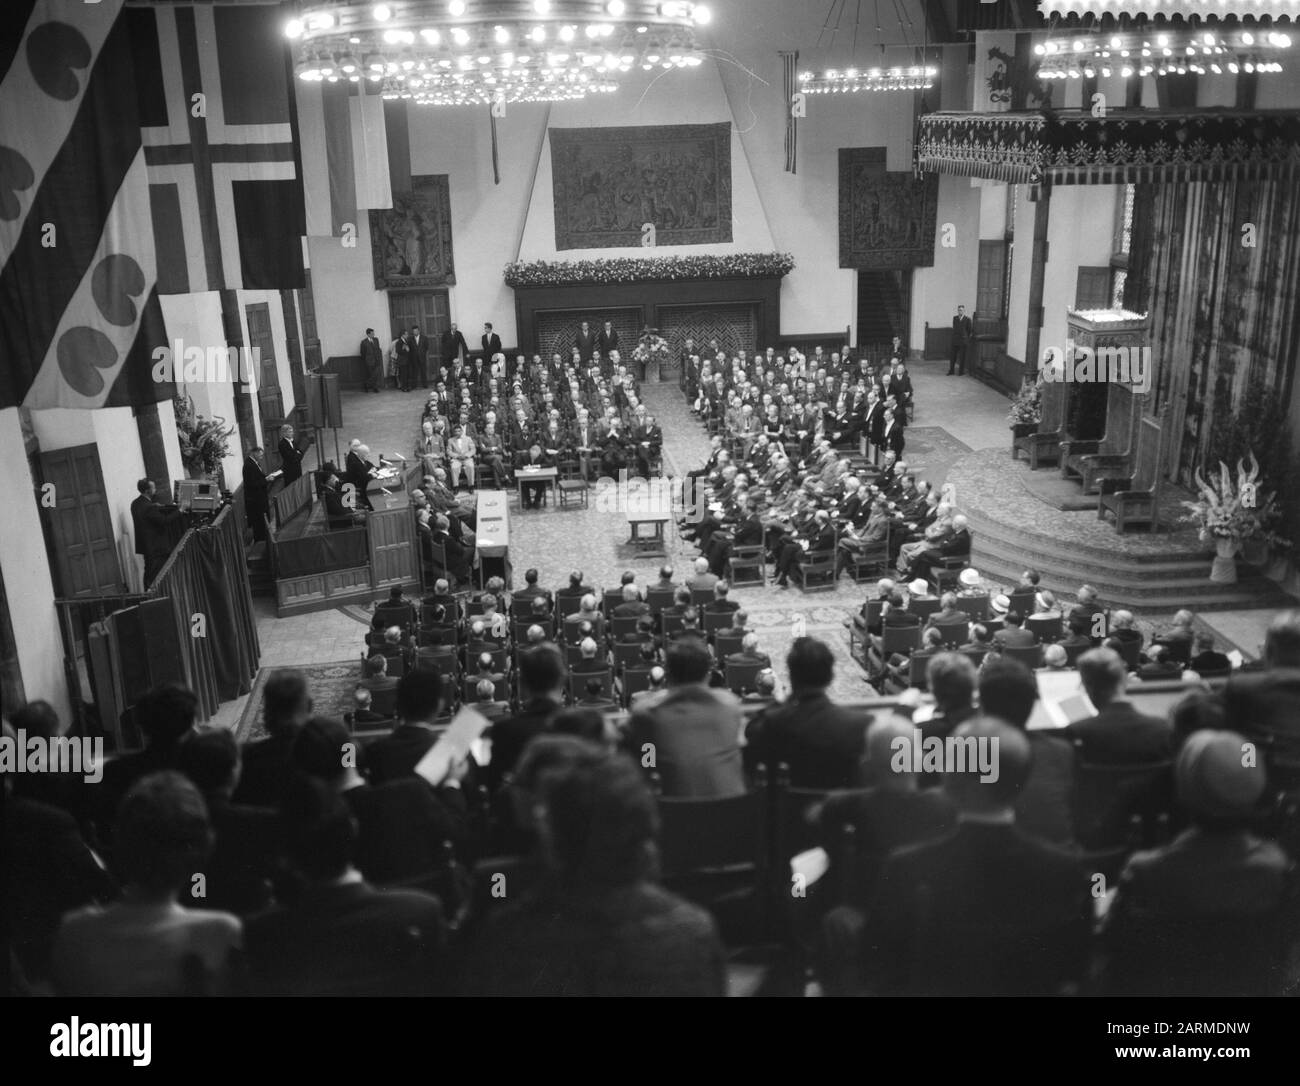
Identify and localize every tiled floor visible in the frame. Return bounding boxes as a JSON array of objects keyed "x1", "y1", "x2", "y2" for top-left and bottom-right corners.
[{"x1": 210, "y1": 364, "x2": 1017, "y2": 726}]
